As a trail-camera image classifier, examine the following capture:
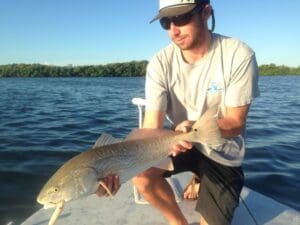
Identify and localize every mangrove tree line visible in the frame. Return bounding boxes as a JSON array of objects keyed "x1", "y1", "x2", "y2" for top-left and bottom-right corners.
[
  {"x1": 0, "y1": 62, "x2": 299, "y2": 77},
  {"x1": 0, "y1": 61, "x2": 148, "y2": 77}
]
